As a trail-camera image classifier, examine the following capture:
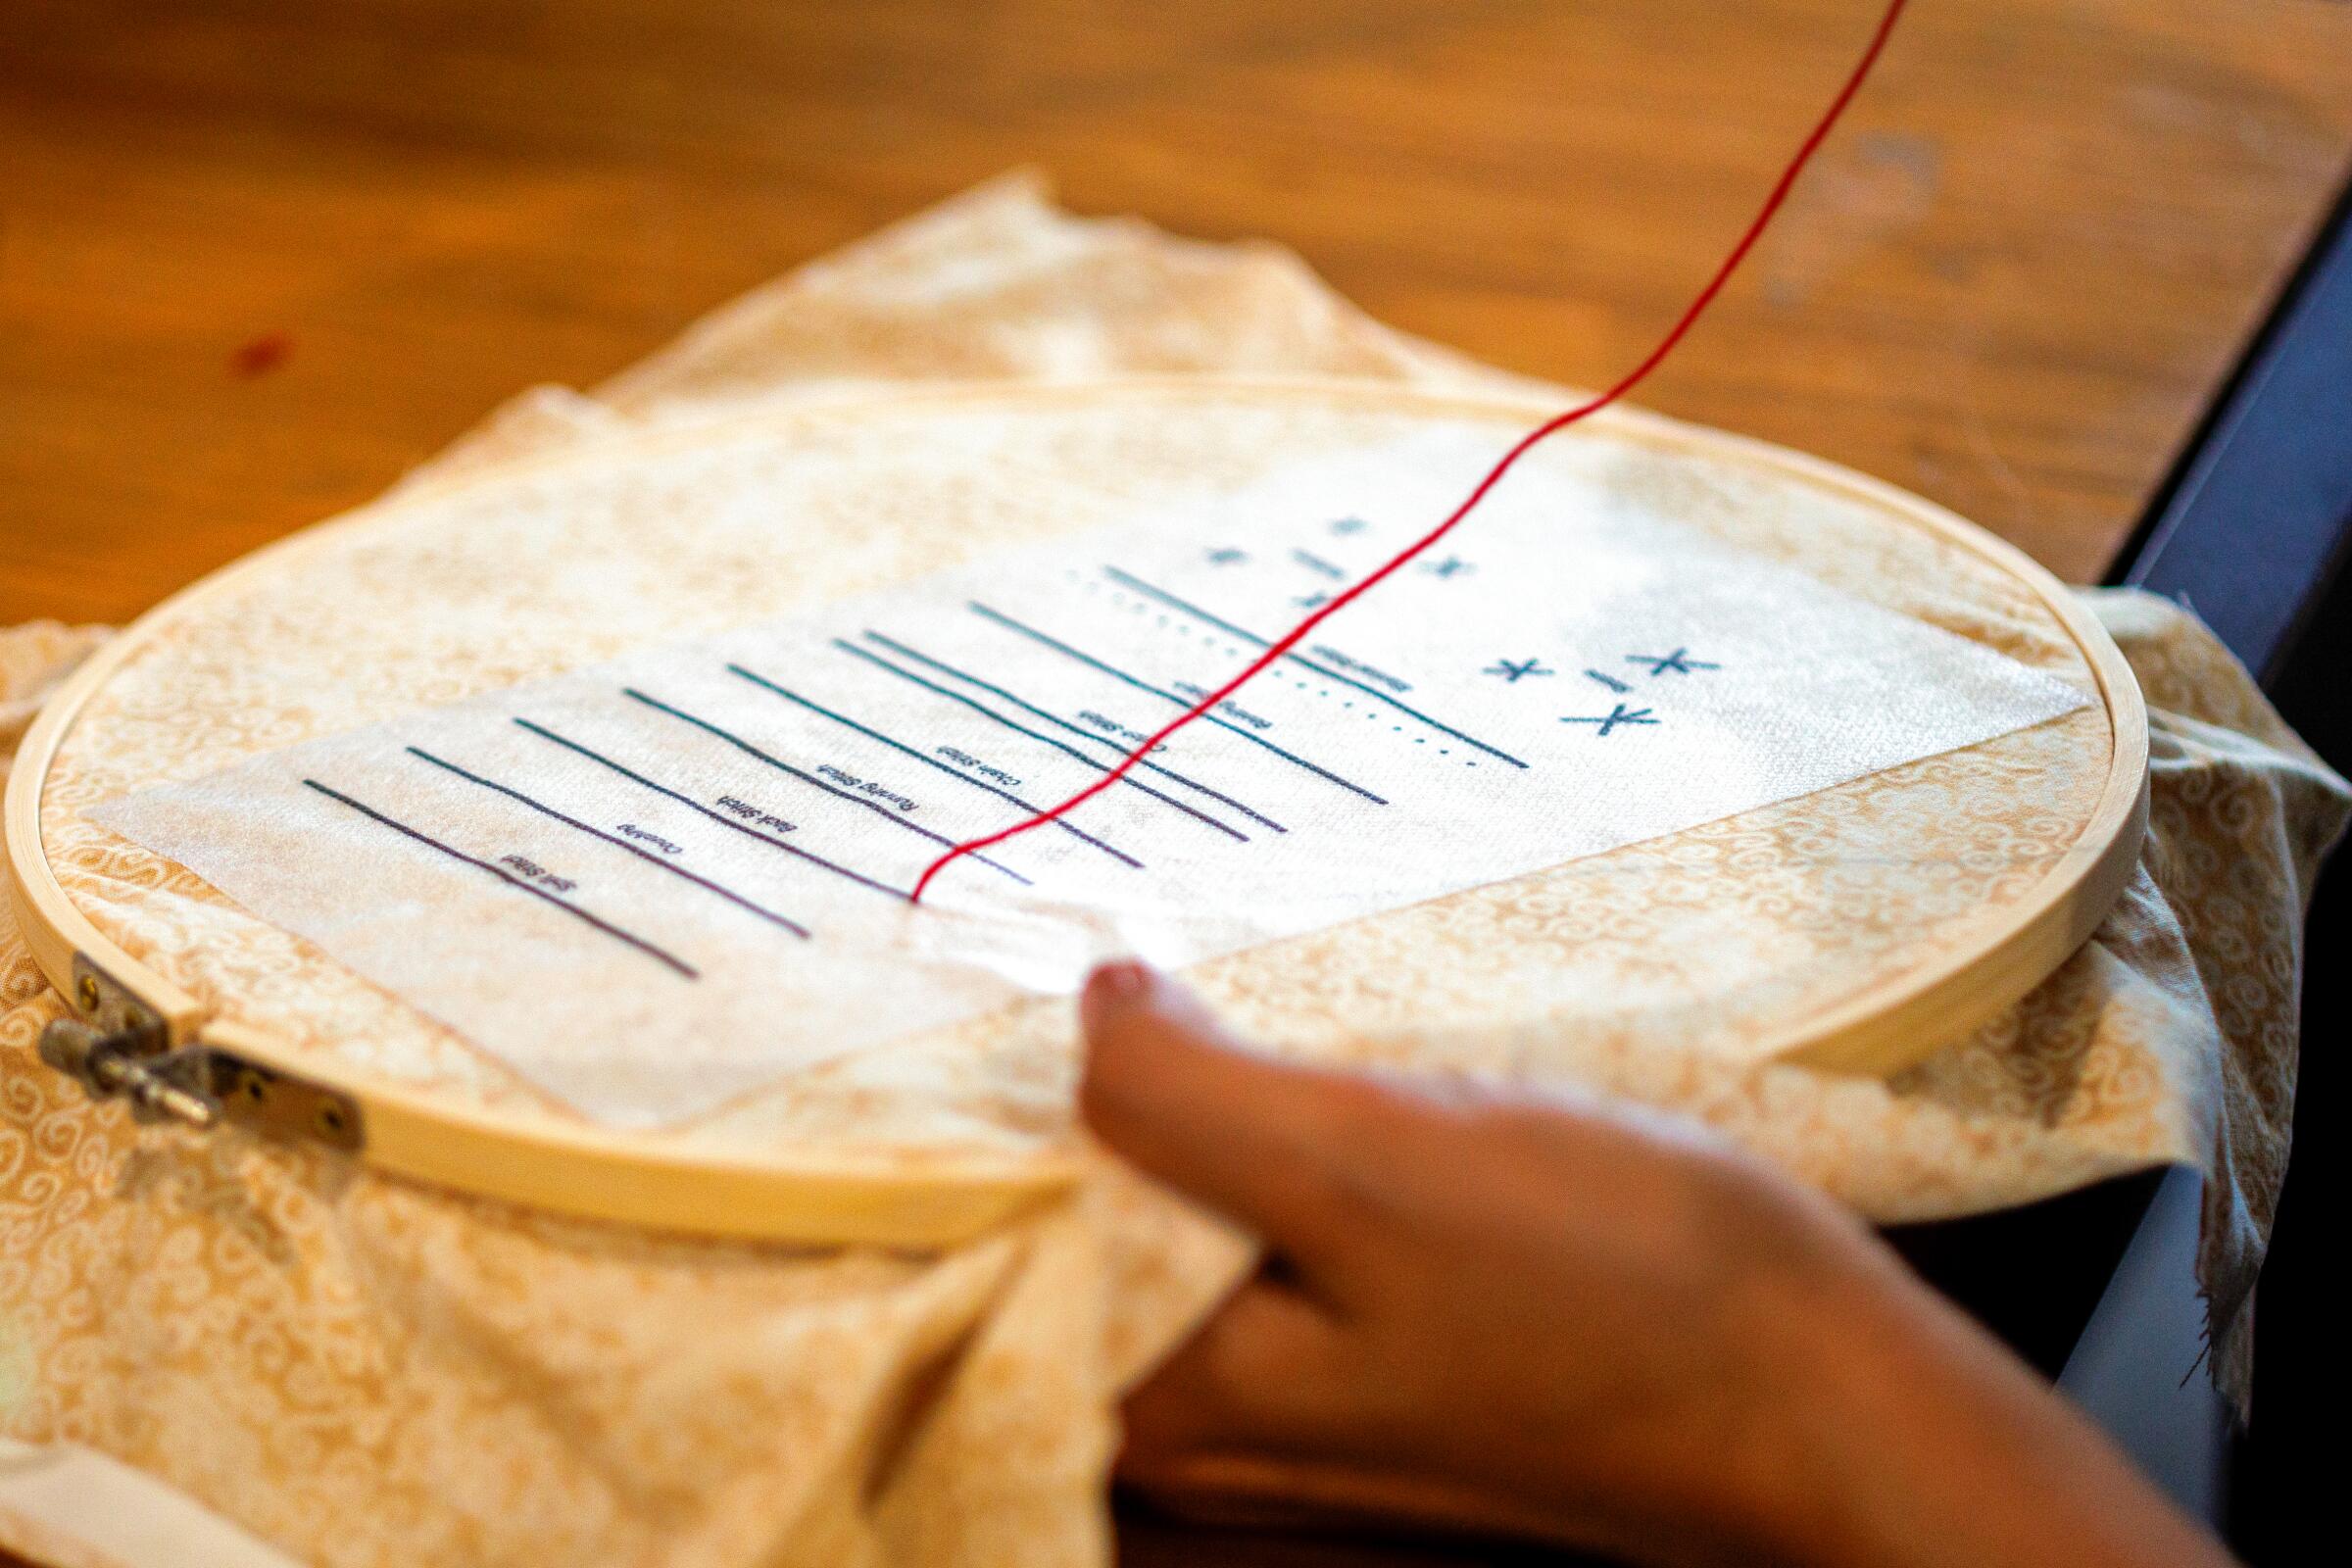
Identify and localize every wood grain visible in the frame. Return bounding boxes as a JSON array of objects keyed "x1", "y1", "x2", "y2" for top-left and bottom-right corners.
[{"x1": 4, "y1": 1, "x2": 2350, "y2": 627}]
